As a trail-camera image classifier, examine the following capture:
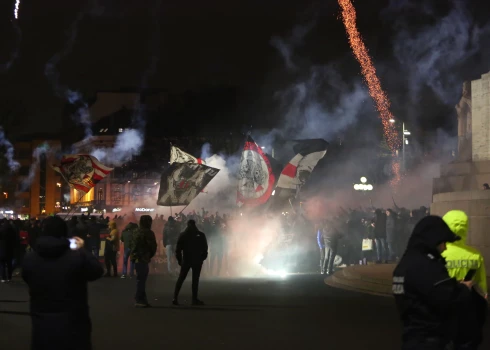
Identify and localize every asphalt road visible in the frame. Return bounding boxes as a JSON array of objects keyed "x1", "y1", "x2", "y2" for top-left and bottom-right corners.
[{"x1": 1, "y1": 274, "x2": 488, "y2": 350}]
